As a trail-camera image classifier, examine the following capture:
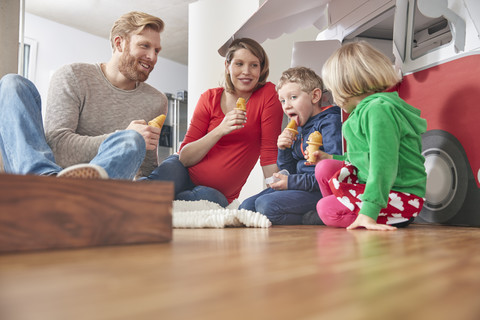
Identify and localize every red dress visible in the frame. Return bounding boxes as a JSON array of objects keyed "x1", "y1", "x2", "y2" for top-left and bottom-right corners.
[{"x1": 180, "y1": 82, "x2": 283, "y2": 202}]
